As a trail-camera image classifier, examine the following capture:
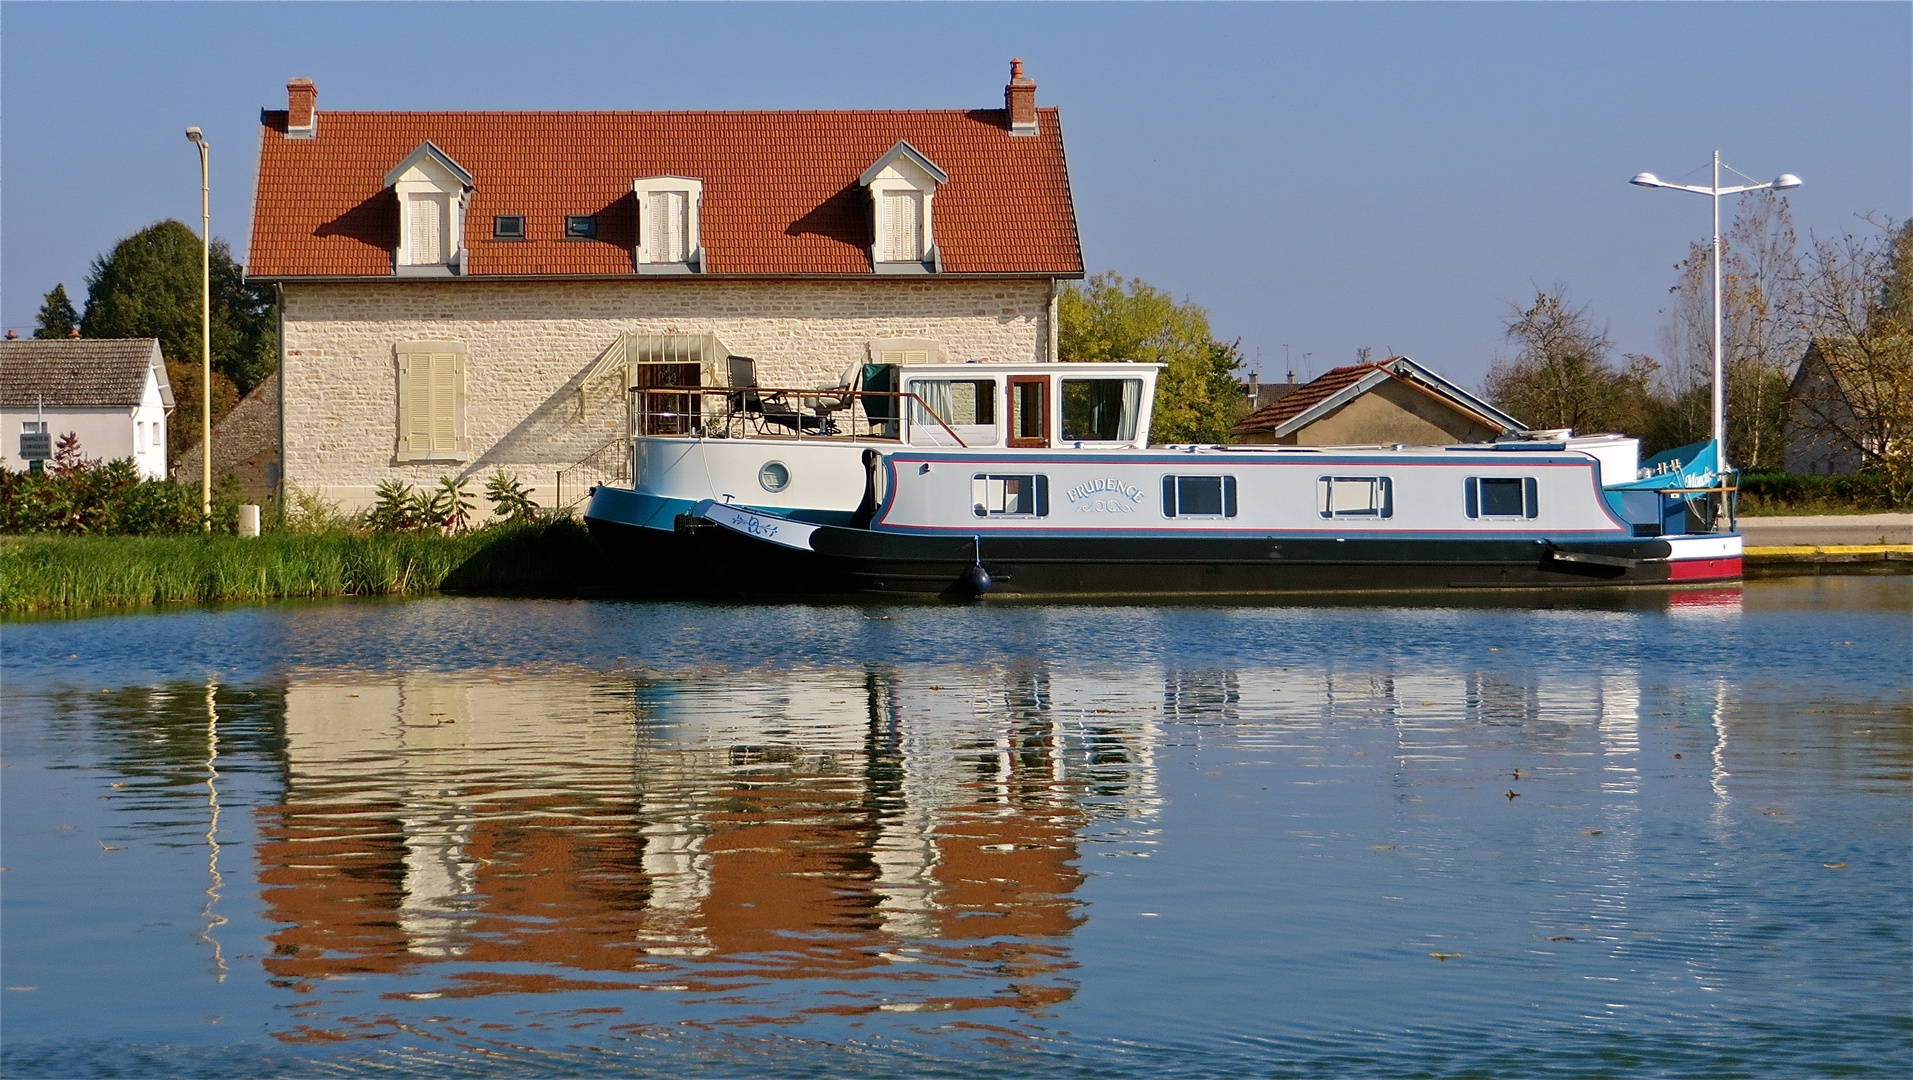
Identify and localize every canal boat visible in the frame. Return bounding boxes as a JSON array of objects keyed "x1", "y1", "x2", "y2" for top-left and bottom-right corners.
[
  {"x1": 582, "y1": 356, "x2": 1164, "y2": 583},
  {"x1": 678, "y1": 433, "x2": 1742, "y2": 599}
]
